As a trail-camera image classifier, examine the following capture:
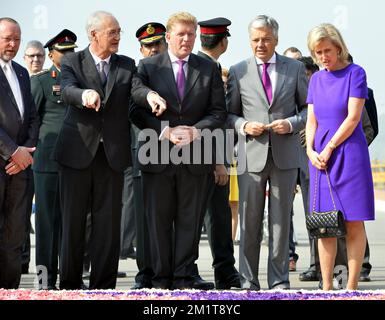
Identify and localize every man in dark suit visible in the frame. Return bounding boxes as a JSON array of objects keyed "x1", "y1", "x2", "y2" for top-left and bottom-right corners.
[
  {"x1": 55, "y1": 11, "x2": 136, "y2": 290},
  {"x1": 196, "y1": 17, "x2": 241, "y2": 290},
  {"x1": 130, "y1": 22, "x2": 168, "y2": 290},
  {"x1": 130, "y1": 12, "x2": 226, "y2": 290},
  {"x1": 31, "y1": 29, "x2": 77, "y2": 290},
  {"x1": 0, "y1": 17, "x2": 39, "y2": 289}
]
